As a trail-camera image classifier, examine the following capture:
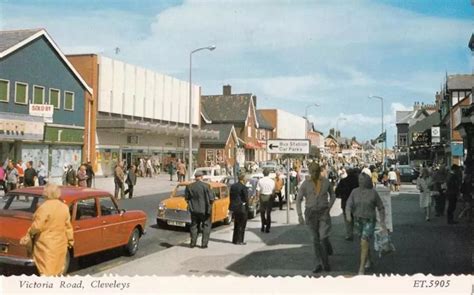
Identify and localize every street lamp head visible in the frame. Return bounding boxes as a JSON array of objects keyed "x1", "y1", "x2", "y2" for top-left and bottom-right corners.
[{"x1": 208, "y1": 45, "x2": 216, "y2": 51}]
